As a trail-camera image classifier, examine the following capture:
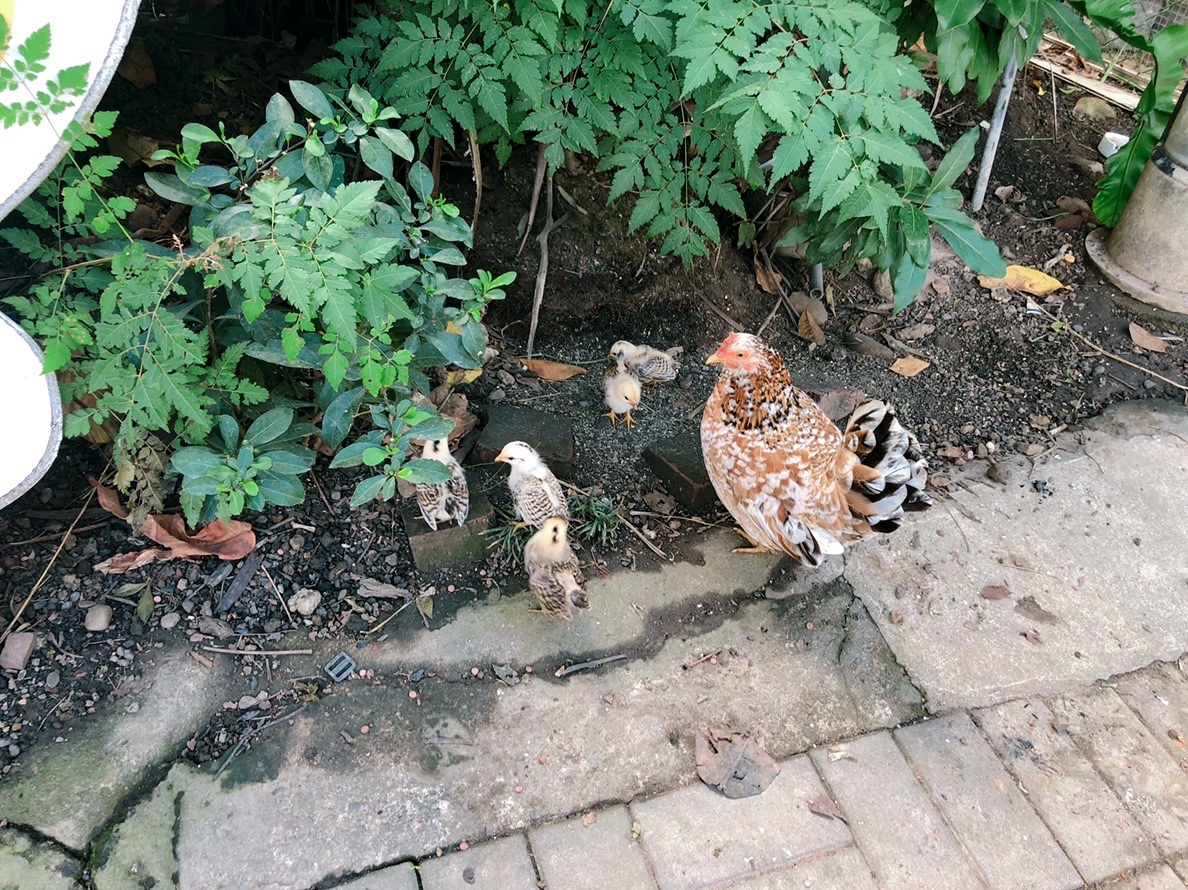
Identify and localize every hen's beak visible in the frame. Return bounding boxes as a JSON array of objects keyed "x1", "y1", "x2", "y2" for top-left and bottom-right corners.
[{"x1": 705, "y1": 350, "x2": 725, "y2": 366}]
